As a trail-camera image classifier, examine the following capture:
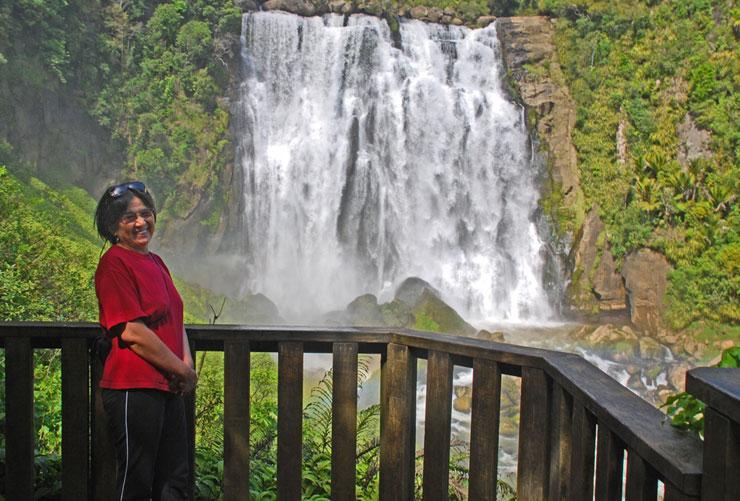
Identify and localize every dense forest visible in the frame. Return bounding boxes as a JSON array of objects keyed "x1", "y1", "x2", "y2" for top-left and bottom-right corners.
[{"x1": 0, "y1": 0, "x2": 737, "y2": 498}]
